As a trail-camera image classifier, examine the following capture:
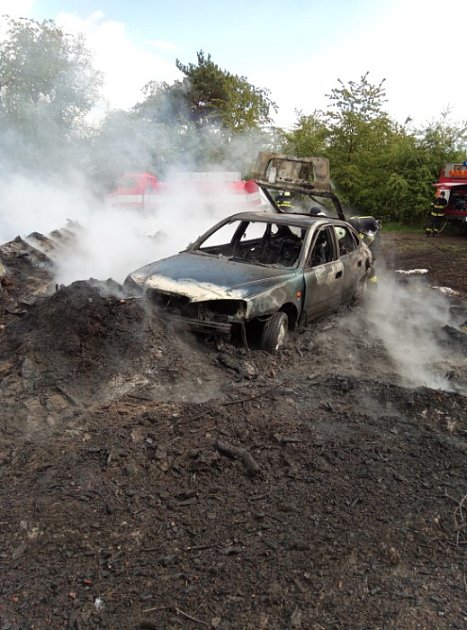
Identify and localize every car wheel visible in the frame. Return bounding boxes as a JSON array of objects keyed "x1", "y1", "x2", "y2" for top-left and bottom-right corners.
[{"x1": 261, "y1": 311, "x2": 289, "y2": 352}]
